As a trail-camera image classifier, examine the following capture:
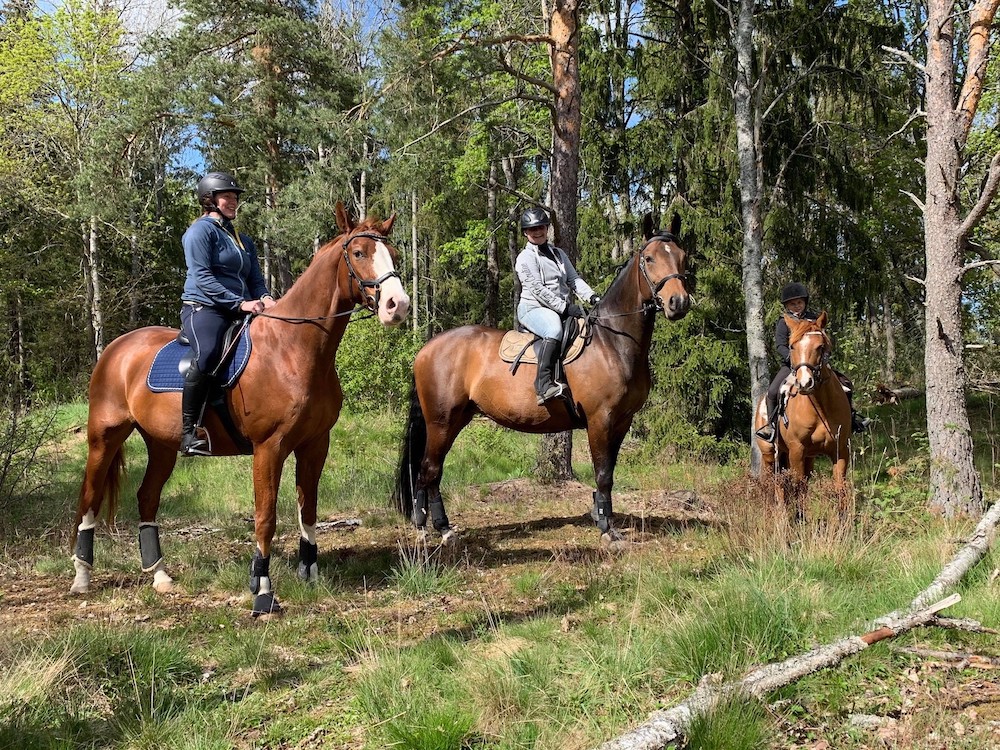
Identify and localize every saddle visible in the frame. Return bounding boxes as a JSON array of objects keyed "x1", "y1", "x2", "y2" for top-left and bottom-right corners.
[
  {"x1": 147, "y1": 320, "x2": 252, "y2": 392},
  {"x1": 147, "y1": 318, "x2": 254, "y2": 454},
  {"x1": 499, "y1": 317, "x2": 588, "y2": 370}
]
